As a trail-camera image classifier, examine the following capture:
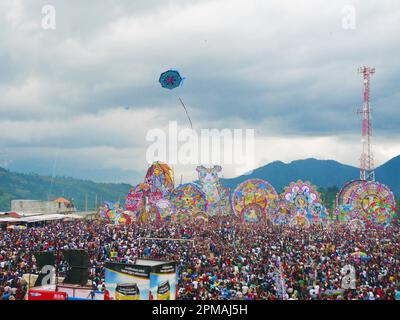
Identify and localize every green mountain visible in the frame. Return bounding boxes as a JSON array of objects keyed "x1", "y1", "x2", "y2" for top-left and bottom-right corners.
[
  {"x1": 221, "y1": 158, "x2": 358, "y2": 193},
  {"x1": 0, "y1": 167, "x2": 131, "y2": 211},
  {"x1": 221, "y1": 156, "x2": 400, "y2": 194}
]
